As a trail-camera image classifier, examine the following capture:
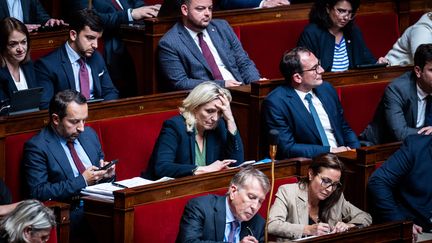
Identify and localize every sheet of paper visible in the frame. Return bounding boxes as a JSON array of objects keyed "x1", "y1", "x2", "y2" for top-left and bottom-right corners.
[{"x1": 114, "y1": 176, "x2": 173, "y2": 188}]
